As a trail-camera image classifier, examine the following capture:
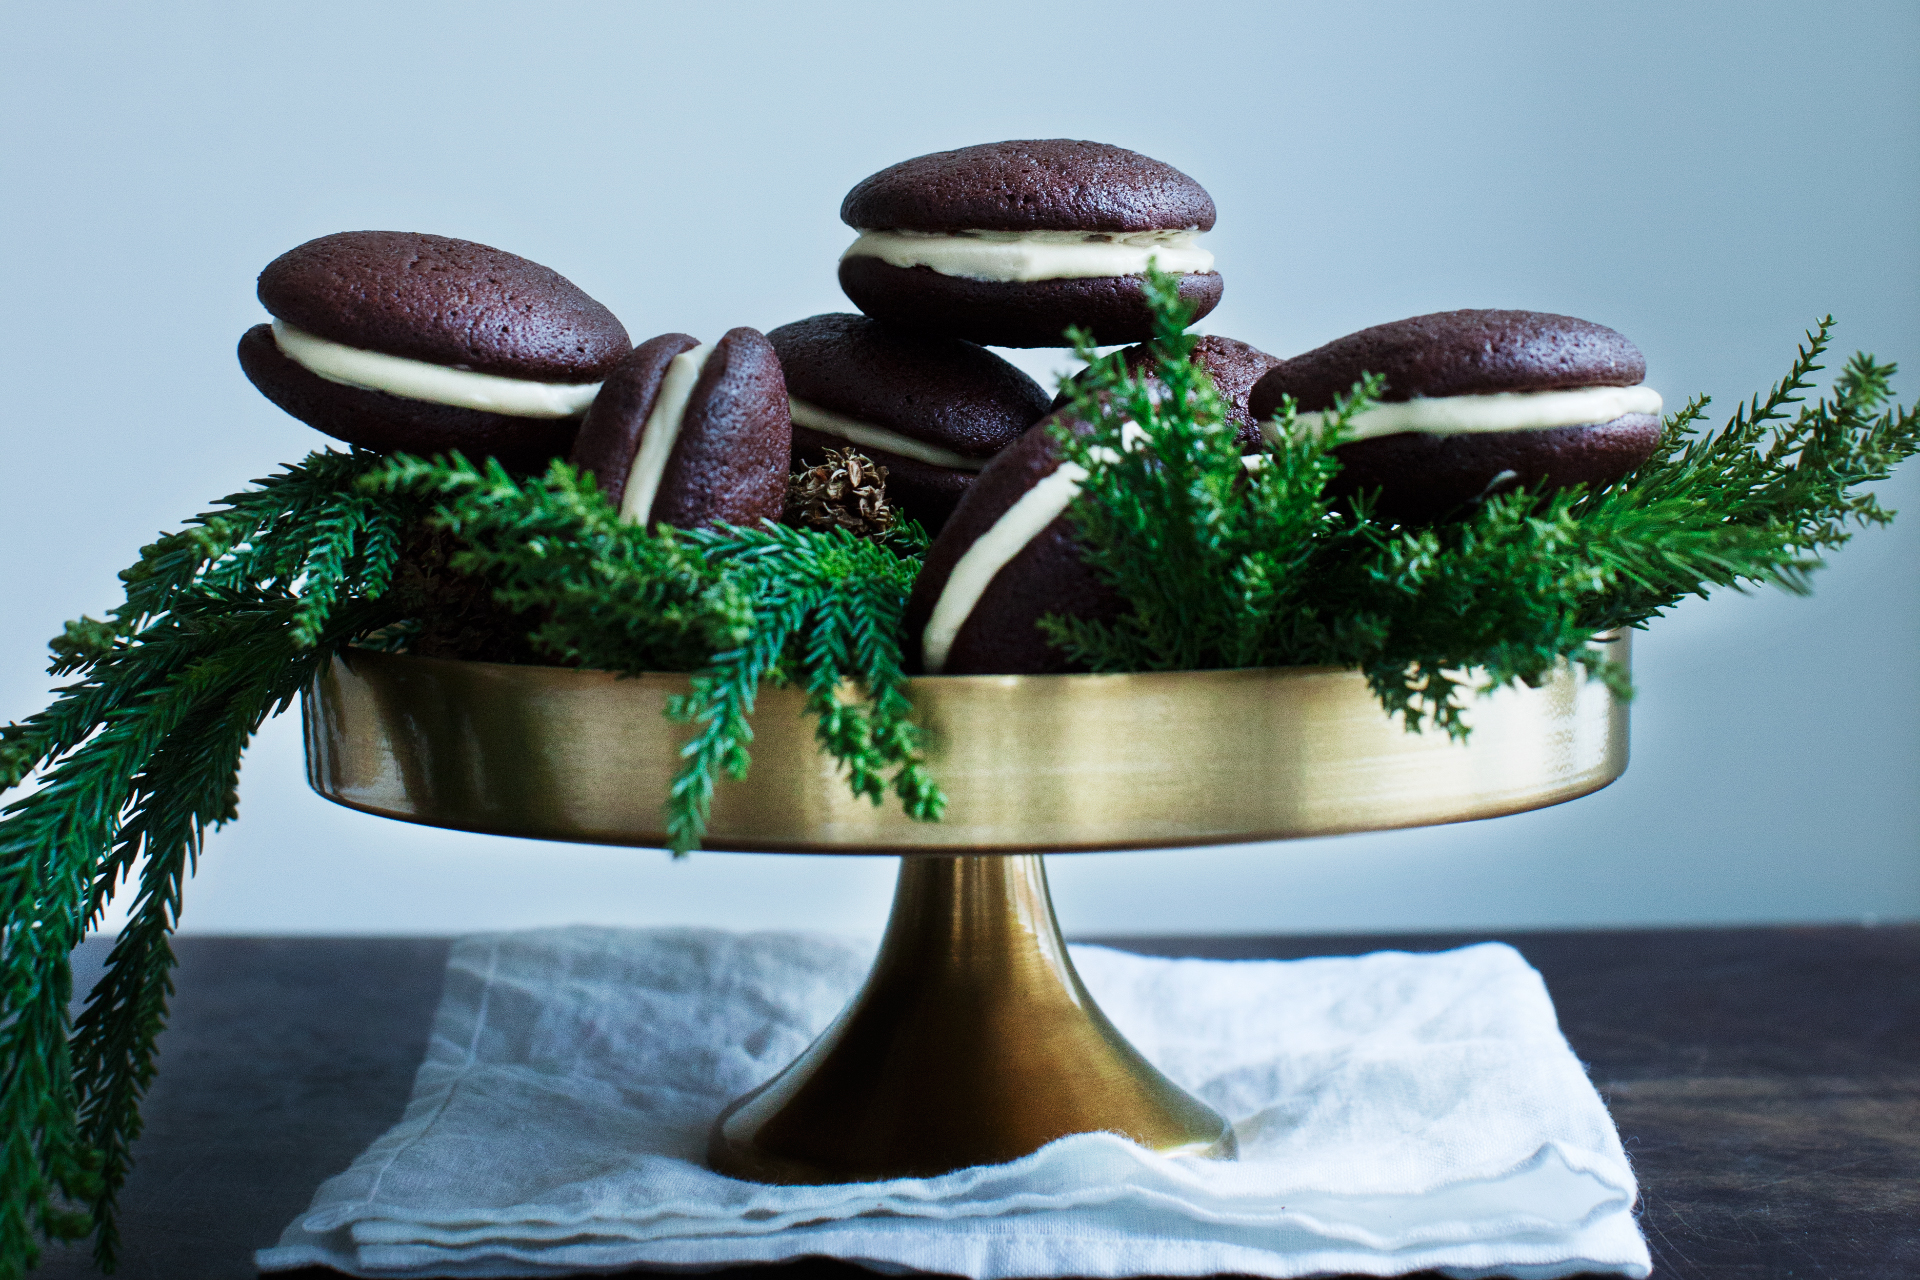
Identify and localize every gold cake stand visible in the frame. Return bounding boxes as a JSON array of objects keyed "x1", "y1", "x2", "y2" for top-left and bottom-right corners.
[{"x1": 303, "y1": 635, "x2": 1629, "y2": 1183}]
